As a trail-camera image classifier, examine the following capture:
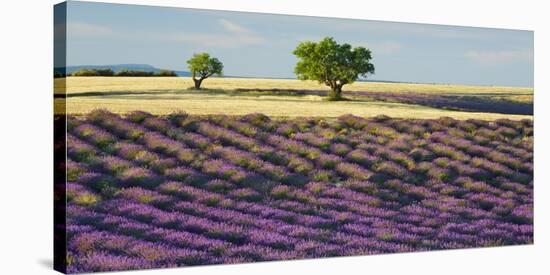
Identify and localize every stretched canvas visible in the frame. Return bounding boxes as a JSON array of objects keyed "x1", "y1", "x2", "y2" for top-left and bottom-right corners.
[{"x1": 54, "y1": 1, "x2": 534, "y2": 273}]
